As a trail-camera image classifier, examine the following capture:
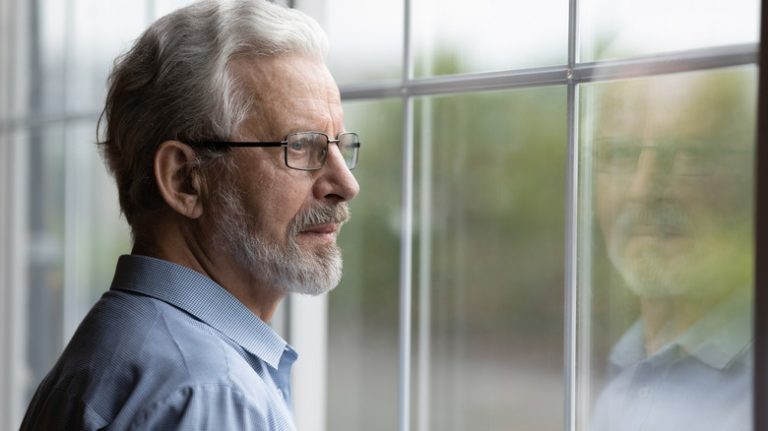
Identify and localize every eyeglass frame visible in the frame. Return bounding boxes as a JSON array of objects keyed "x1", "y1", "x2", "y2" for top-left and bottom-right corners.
[
  {"x1": 186, "y1": 131, "x2": 360, "y2": 171},
  {"x1": 592, "y1": 139, "x2": 752, "y2": 176}
]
